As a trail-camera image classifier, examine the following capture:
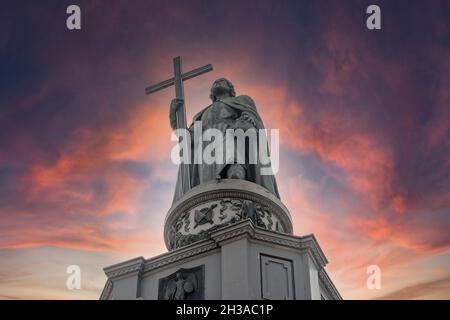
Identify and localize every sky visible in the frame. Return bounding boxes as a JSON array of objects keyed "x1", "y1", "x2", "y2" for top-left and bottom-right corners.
[{"x1": 0, "y1": 0, "x2": 449, "y2": 300}]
